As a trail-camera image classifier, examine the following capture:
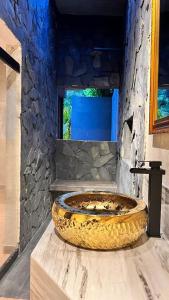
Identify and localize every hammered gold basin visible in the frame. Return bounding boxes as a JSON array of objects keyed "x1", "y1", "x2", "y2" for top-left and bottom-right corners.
[{"x1": 52, "y1": 192, "x2": 148, "y2": 250}]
